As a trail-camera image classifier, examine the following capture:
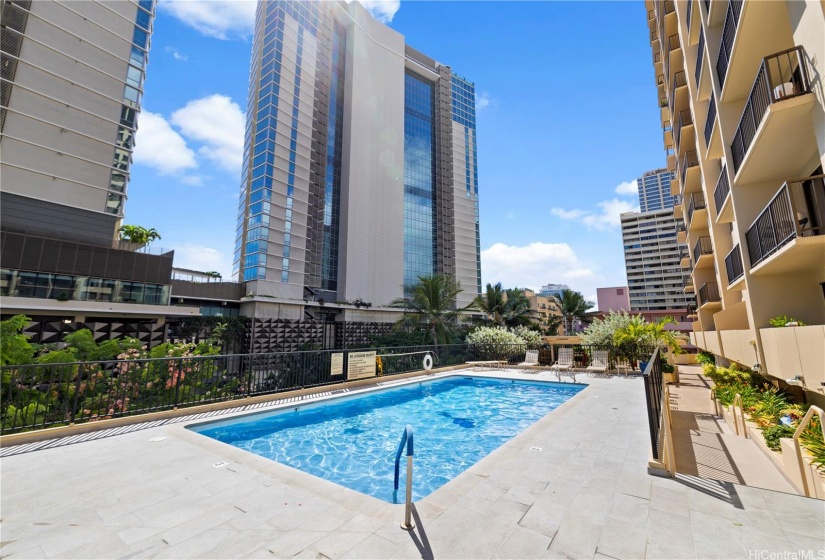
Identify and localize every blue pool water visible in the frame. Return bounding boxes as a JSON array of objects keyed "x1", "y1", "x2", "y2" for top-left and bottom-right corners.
[{"x1": 189, "y1": 376, "x2": 584, "y2": 502}]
